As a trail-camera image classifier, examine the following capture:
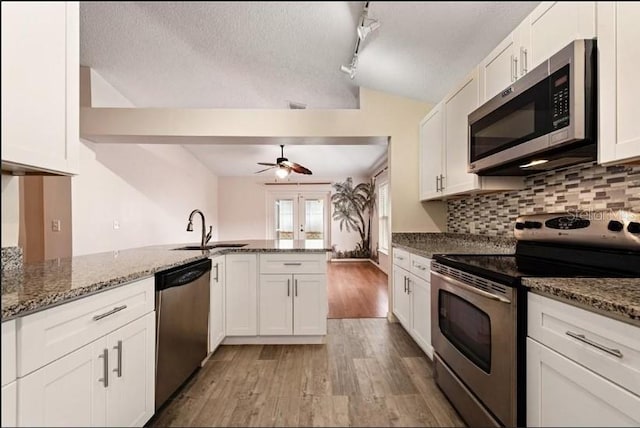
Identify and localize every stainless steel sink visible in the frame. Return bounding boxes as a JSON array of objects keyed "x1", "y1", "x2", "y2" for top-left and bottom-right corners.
[{"x1": 172, "y1": 243, "x2": 248, "y2": 250}]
